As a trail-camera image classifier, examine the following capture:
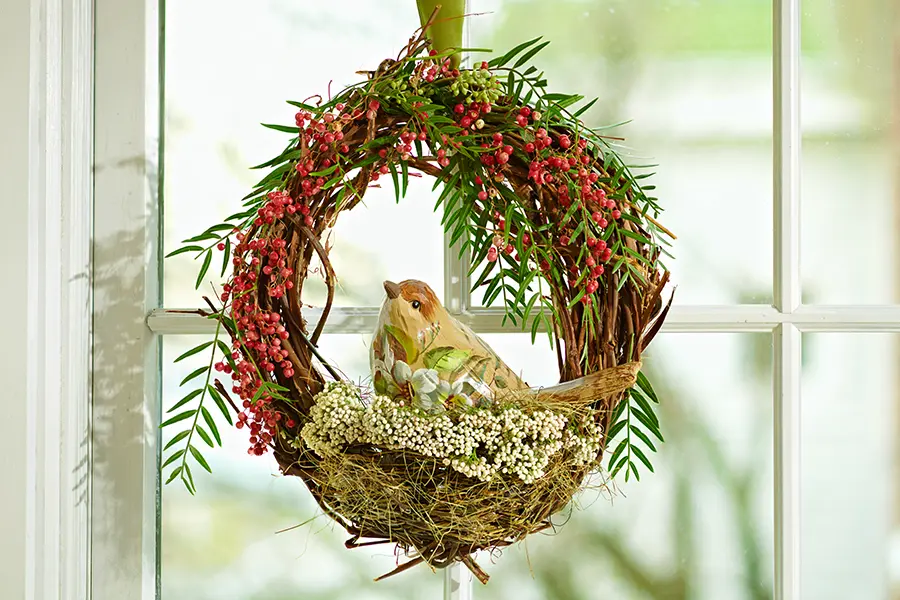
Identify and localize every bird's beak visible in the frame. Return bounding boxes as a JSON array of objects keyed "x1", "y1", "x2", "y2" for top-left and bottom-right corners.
[{"x1": 383, "y1": 280, "x2": 401, "y2": 300}]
